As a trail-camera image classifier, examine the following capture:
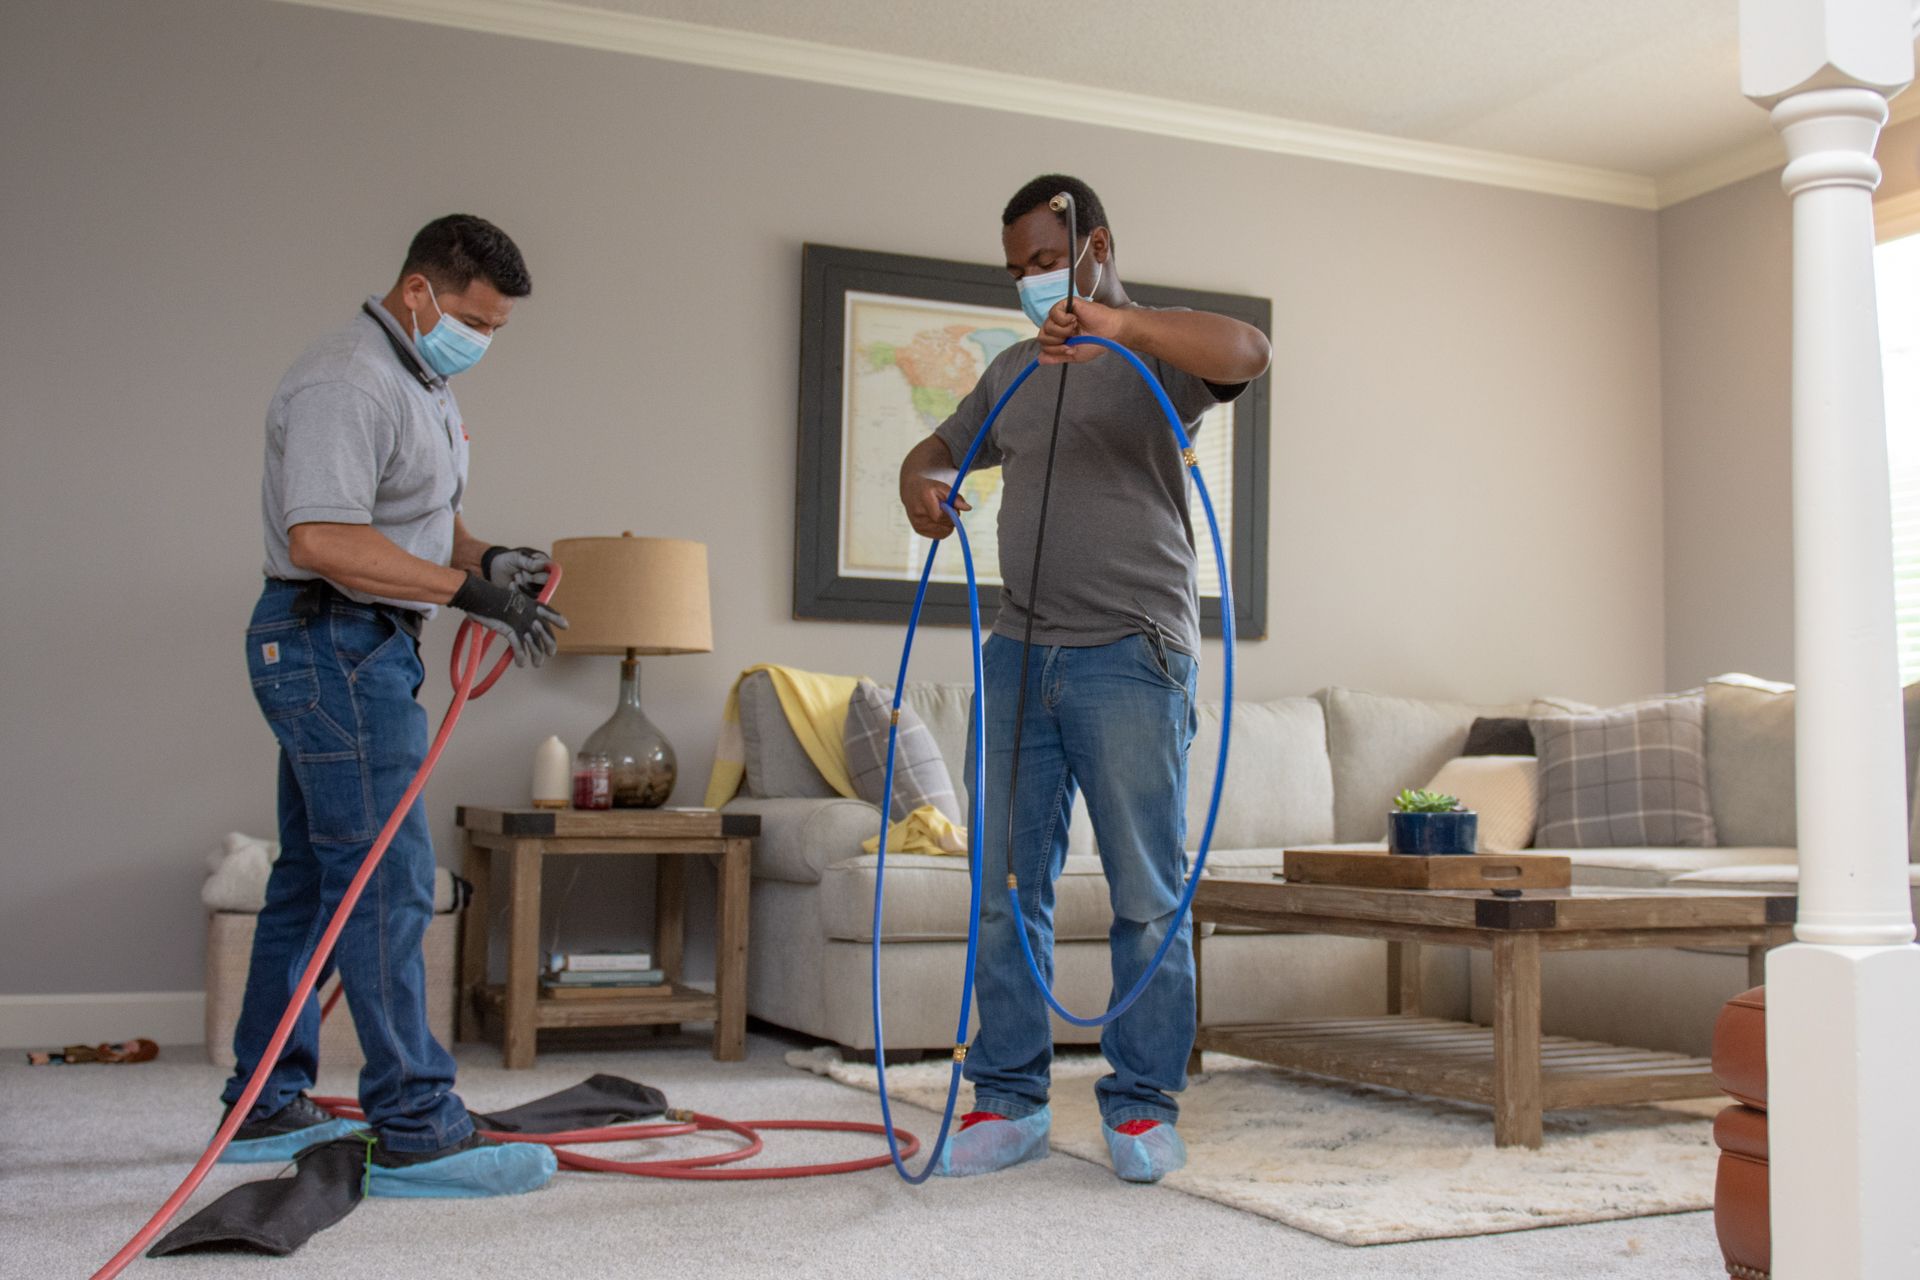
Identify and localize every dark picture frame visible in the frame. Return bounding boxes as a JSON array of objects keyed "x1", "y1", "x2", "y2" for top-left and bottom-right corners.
[{"x1": 794, "y1": 242, "x2": 1270, "y2": 639}]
